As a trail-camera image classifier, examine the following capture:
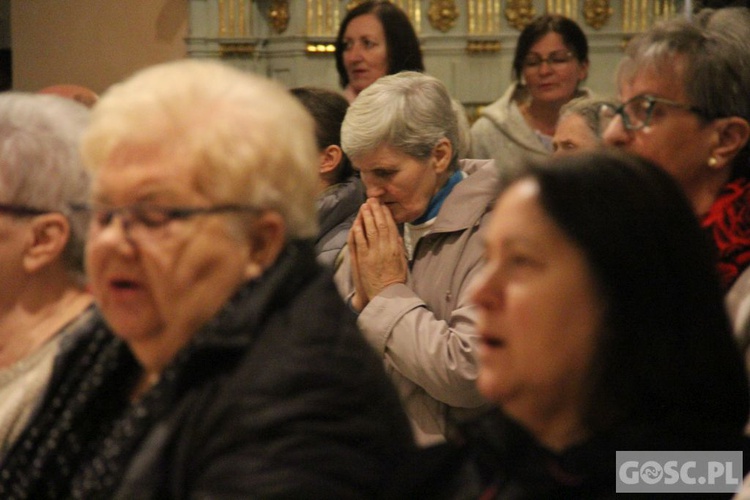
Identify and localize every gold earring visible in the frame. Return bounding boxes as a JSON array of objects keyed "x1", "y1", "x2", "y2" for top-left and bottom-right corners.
[{"x1": 708, "y1": 157, "x2": 718, "y2": 167}]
